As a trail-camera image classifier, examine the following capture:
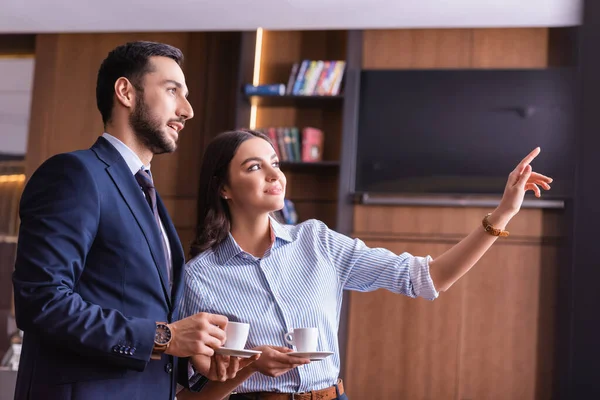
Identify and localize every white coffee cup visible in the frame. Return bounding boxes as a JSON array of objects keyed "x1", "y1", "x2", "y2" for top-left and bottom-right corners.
[
  {"x1": 284, "y1": 327, "x2": 318, "y2": 352},
  {"x1": 223, "y1": 322, "x2": 250, "y2": 350}
]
